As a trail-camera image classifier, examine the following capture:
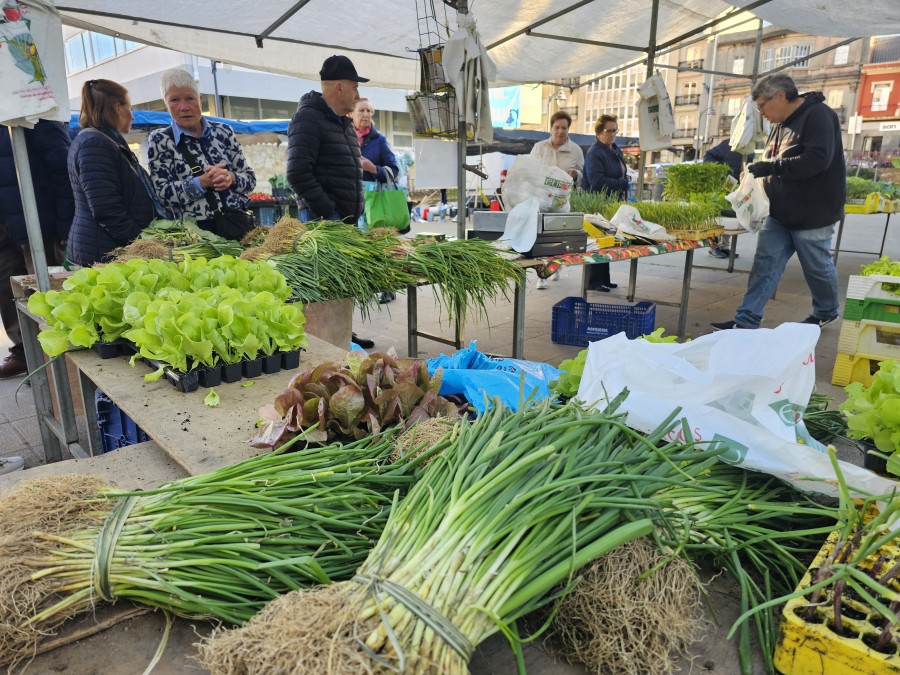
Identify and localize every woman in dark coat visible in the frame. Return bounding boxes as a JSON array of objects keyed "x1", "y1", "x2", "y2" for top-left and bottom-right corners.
[
  {"x1": 66, "y1": 79, "x2": 162, "y2": 266},
  {"x1": 582, "y1": 114, "x2": 628, "y2": 292}
]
